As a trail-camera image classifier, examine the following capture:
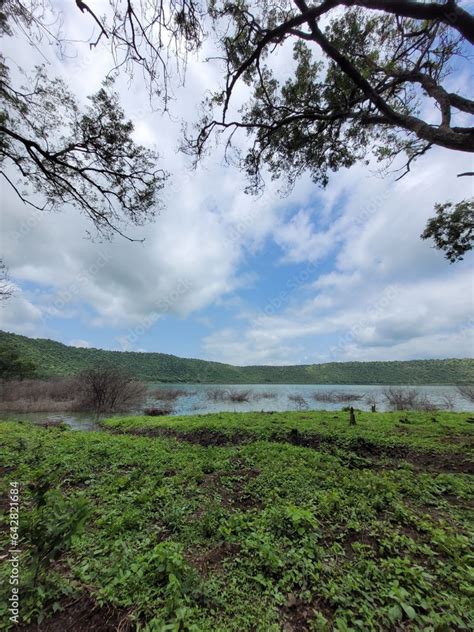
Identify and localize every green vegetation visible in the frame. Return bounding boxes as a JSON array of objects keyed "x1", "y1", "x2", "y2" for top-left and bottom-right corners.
[
  {"x1": 1, "y1": 411, "x2": 473, "y2": 630},
  {"x1": 0, "y1": 344, "x2": 37, "y2": 380},
  {"x1": 1, "y1": 330, "x2": 473, "y2": 384}
]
